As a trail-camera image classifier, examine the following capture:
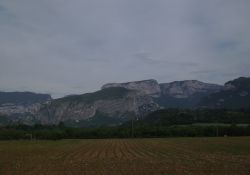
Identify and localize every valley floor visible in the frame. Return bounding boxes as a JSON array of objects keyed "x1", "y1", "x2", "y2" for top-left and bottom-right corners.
[{"x1": 0, "y1": 137, "x2": 250, "y2": 175}]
